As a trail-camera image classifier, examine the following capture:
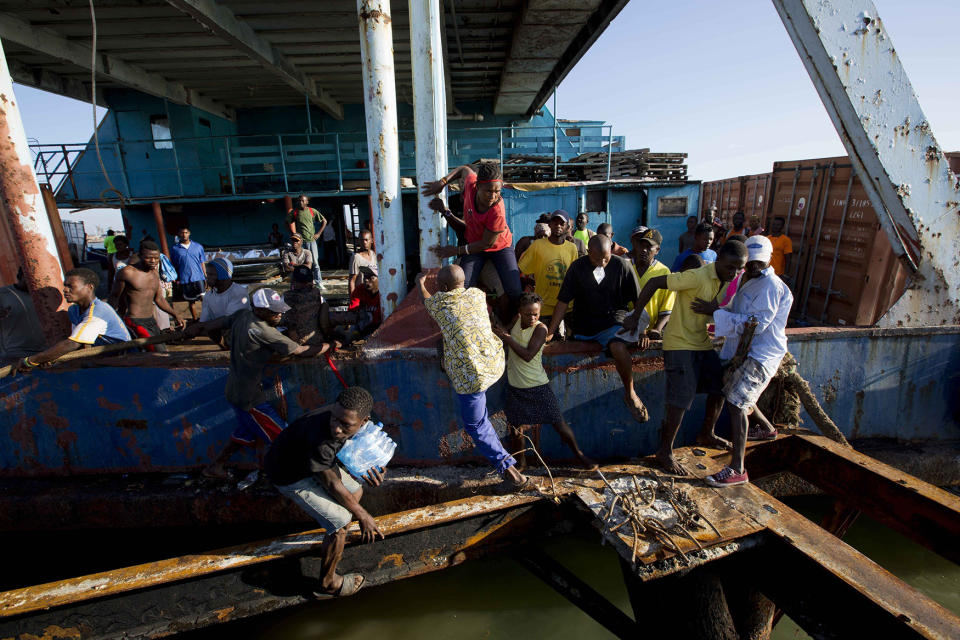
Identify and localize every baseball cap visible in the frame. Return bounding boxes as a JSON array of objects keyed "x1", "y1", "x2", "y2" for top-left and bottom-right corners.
[
  {"x1": 536, "y1": 213, "x2": 551, "y2": 224},
  {"x1": 549, "y1": 209, "x2": 569, "y2": 224},
  {"x1": 251, "y1": 288, "x2": 291, "y2": 313},
  {"x1": 290, "y1": 233, "x2": 302, "y2": 241},
  {"x1": 630, "y1": 226, "x2": 663, "y2": 246},
  {"x1": 209, "y1": 256, "x2": 233, "y2": 279},
  {"x1": 358, "y1": 266, "x2": 377, "y2": 279},
  {"x1": 745, "y1": 235, "x2": 773, "y2": 264},
  {"x1": 291, "y1": 265, "x2": 313, "y2": 283}
]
